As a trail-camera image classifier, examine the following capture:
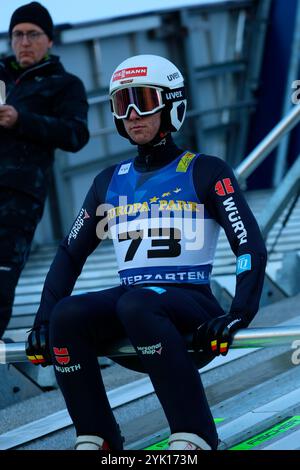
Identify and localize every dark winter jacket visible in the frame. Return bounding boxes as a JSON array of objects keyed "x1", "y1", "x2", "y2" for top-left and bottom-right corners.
[{"x1": 0, "y1": 54, "x2": 89, "y2": 202}]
